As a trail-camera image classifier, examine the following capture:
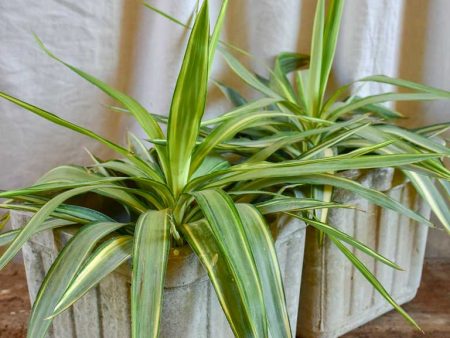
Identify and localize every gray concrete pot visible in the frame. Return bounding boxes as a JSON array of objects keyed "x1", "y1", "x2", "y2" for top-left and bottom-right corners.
[
  {"x1": 11, "y1": 211, "x2": 306, "y2": 338},
  {"x1": 297, "y1": 168, "x2": 431, "y2": 338}
]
